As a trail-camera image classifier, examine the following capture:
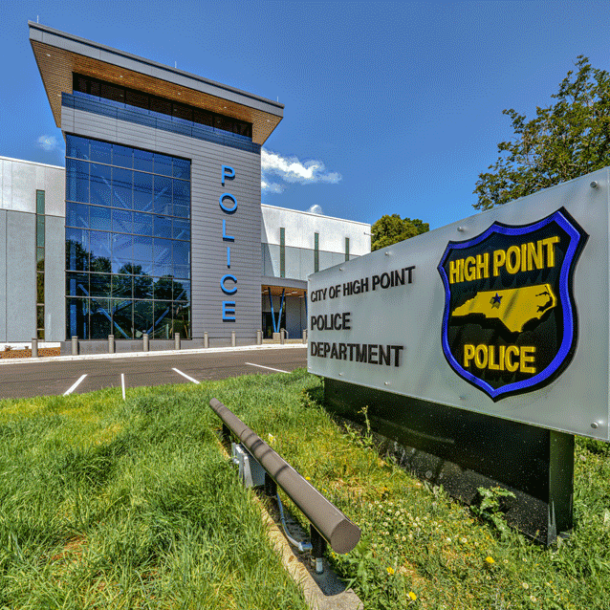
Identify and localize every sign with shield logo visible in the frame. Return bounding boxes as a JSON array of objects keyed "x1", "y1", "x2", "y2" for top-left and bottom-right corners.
[{"x1": 438, "y1": 208, "x2": 588, "y2": 400}]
